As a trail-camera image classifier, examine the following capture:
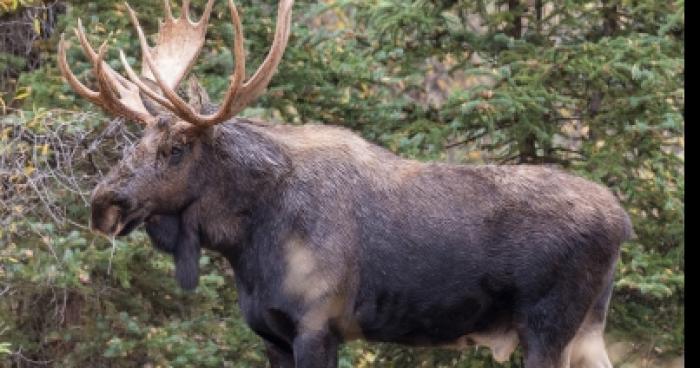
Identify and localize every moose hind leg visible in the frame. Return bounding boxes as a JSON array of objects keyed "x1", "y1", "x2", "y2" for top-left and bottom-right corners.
[
  {"x1": 568, "y1": 322, "x2": 612, "y2": 368},
  {"x1": 569, "y1": 280, "x2": 614, "y2": 368},
  {"x1": 520, "y1": 328, "x2": 576, "y2": 368},
  {"x1": 264, "y1": 340, "x2": 295, "y2": 368},
  {"x1": 518, "y1": 287, "x2": 593, "y2": 367}
]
